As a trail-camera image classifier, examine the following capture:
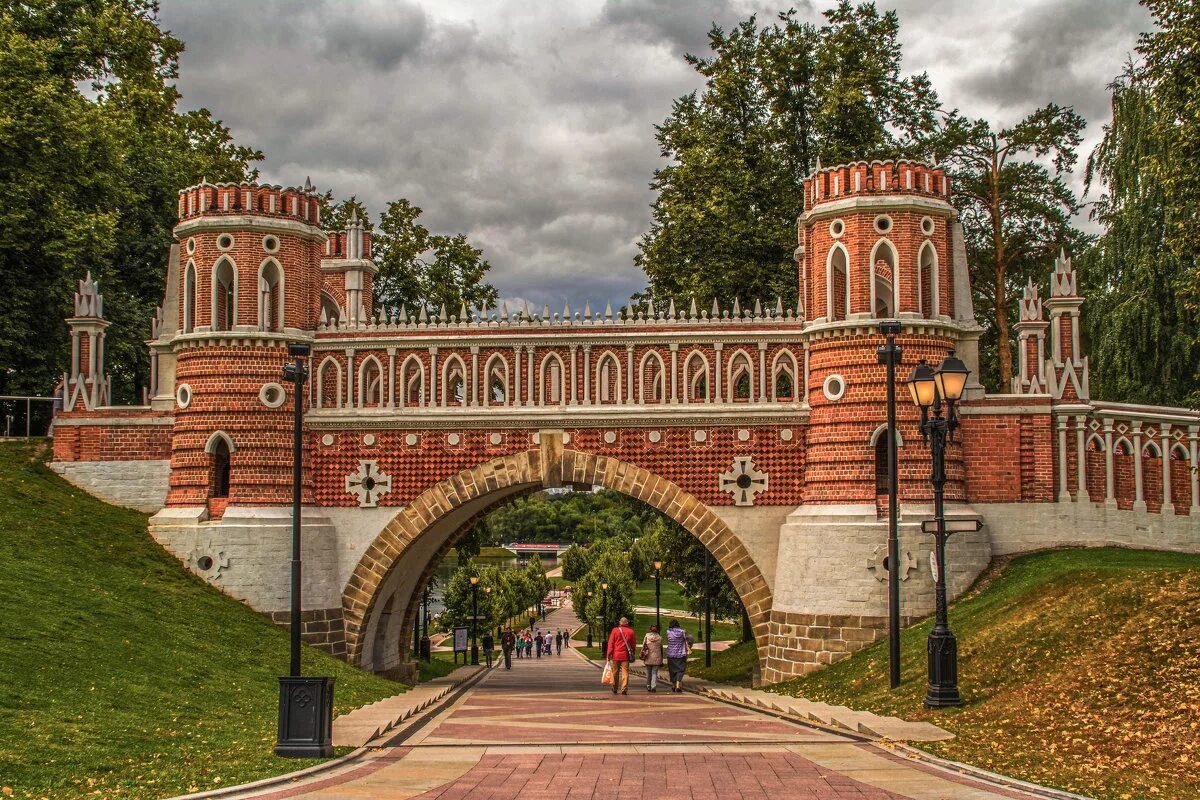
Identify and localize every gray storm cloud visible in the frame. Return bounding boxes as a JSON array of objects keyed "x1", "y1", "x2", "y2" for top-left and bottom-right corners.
[{"x1": 160, "y1": 0, "x2": 1148, "y2": 307}]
